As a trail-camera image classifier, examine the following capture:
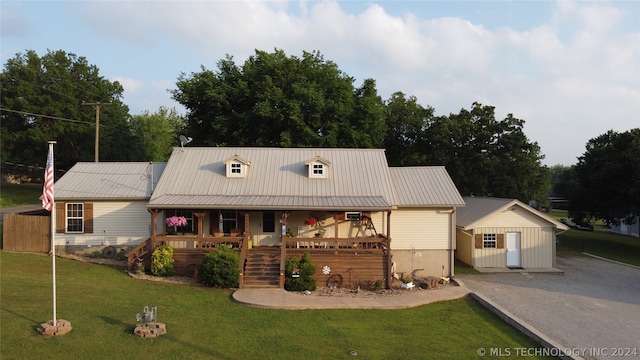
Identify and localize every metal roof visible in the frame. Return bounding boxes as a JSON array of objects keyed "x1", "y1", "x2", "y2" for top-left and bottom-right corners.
[
  {"x1": 389, "y1": 167, "x2": 465, "y2": 207},
  {"x1": 55, "y1": 162, "x2": 166, "y2": 200},
  {"x1": 456, "y1": 196, "x2": 569, "y2": 230},
  {"x1": 148, "y1": 147, "x2": 396, "y2": 210}
]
